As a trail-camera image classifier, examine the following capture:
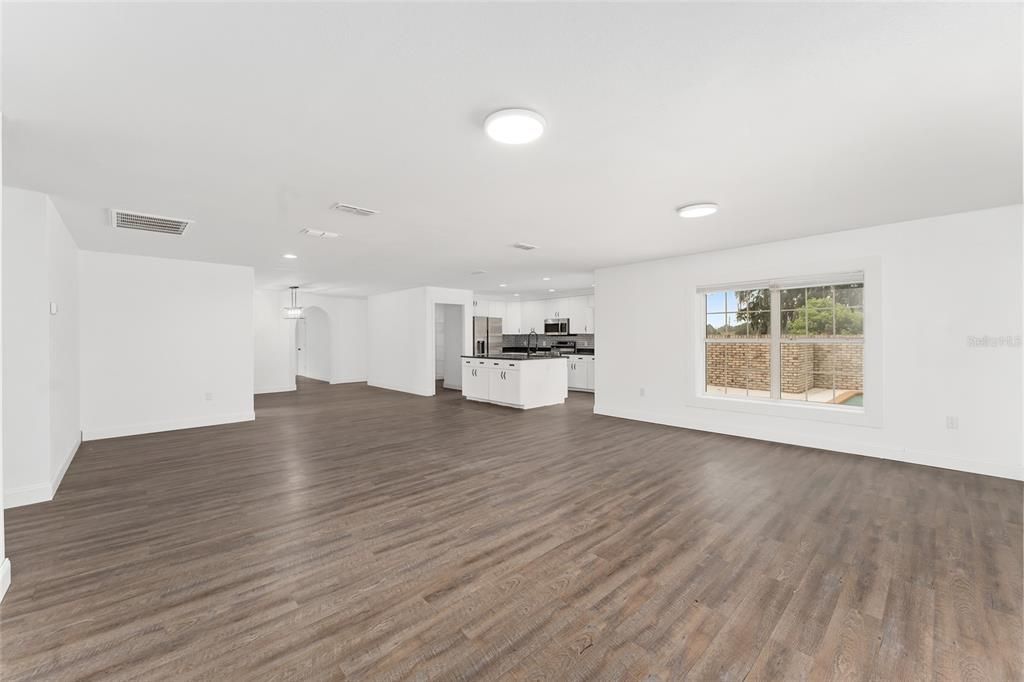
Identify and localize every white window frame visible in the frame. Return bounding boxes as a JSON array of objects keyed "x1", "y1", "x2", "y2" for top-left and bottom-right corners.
[{"x1": 692, "y1": 267, "x2": 882, "y2": 428}]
